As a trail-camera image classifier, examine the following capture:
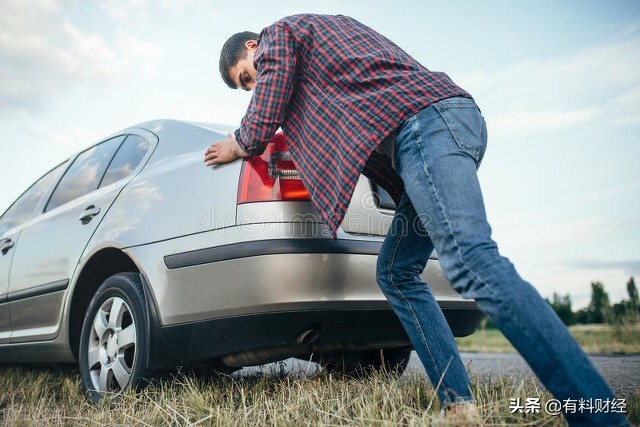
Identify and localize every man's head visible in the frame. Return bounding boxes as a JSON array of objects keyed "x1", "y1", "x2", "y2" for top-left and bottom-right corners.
[{"x1": 219, "y1": 31, "x2": 260, "y2": 91}]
